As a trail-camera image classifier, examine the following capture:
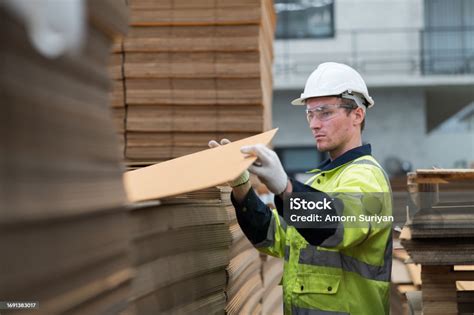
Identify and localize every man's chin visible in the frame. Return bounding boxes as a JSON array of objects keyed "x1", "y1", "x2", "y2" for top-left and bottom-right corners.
[
  {"x1": 316, "y1": 140, "x2": 335, "y2": 153},
  {"x1": 315, "y1": 141, "x2": 328, "y2": 152}
]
